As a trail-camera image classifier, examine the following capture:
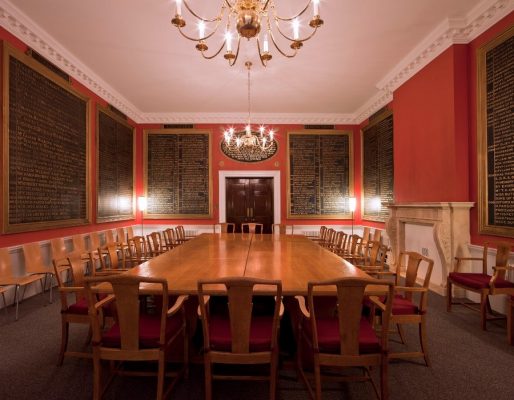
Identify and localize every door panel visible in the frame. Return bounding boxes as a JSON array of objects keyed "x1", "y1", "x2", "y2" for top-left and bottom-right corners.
[{"x1": 226, "y1": 178, "x2": 274, "y2": 233}]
